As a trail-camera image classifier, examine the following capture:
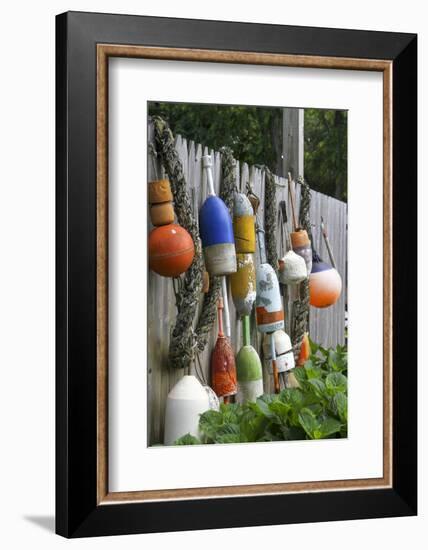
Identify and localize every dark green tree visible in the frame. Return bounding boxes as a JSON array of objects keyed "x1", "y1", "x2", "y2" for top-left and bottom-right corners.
[
  {"x1": 149, "y1": 102, "x2": 347, "y2": 201},
  {"x1": 304, "y1": 109, "x2": 347, "y2": 201},
  {"x1": 149, "y1": 102, "x2": 283, "y2": 173}
]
